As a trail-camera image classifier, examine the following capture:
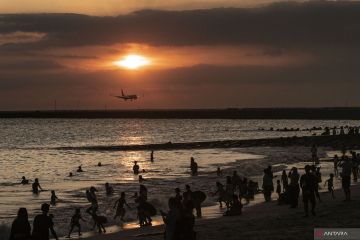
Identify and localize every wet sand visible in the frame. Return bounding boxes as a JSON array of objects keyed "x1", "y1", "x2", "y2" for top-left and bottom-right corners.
[{"x1": 83, "y1": 182, "x2": 360, "y2": 240}]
